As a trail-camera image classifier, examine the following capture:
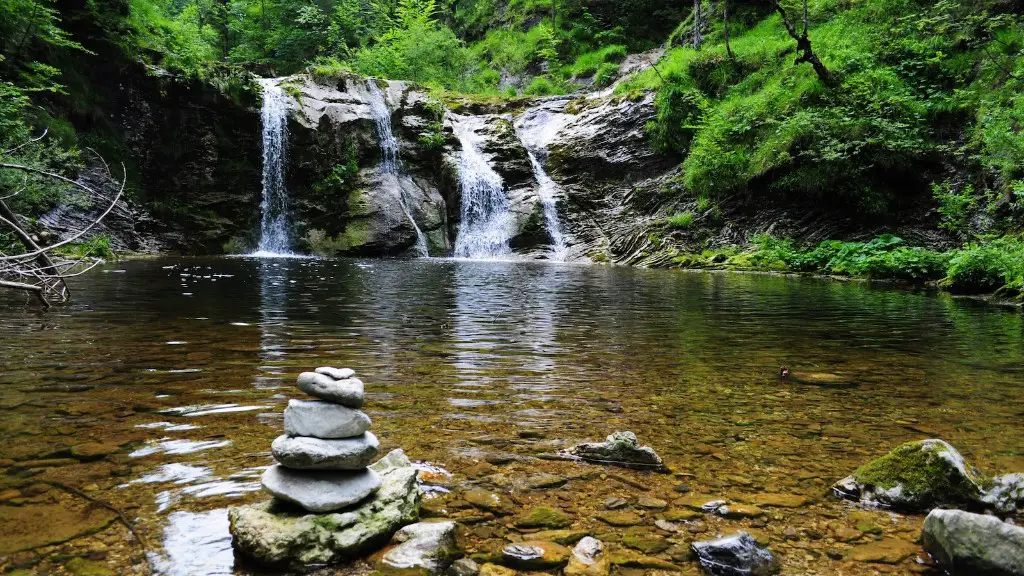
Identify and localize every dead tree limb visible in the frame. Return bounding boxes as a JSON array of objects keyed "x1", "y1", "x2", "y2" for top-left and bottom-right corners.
[
  {"x1": 768, "y1": 0, "x2": 832, "y2": 83},
  {"x1": 0, "y1": 134, "x2": 126, "y2": 305}
]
